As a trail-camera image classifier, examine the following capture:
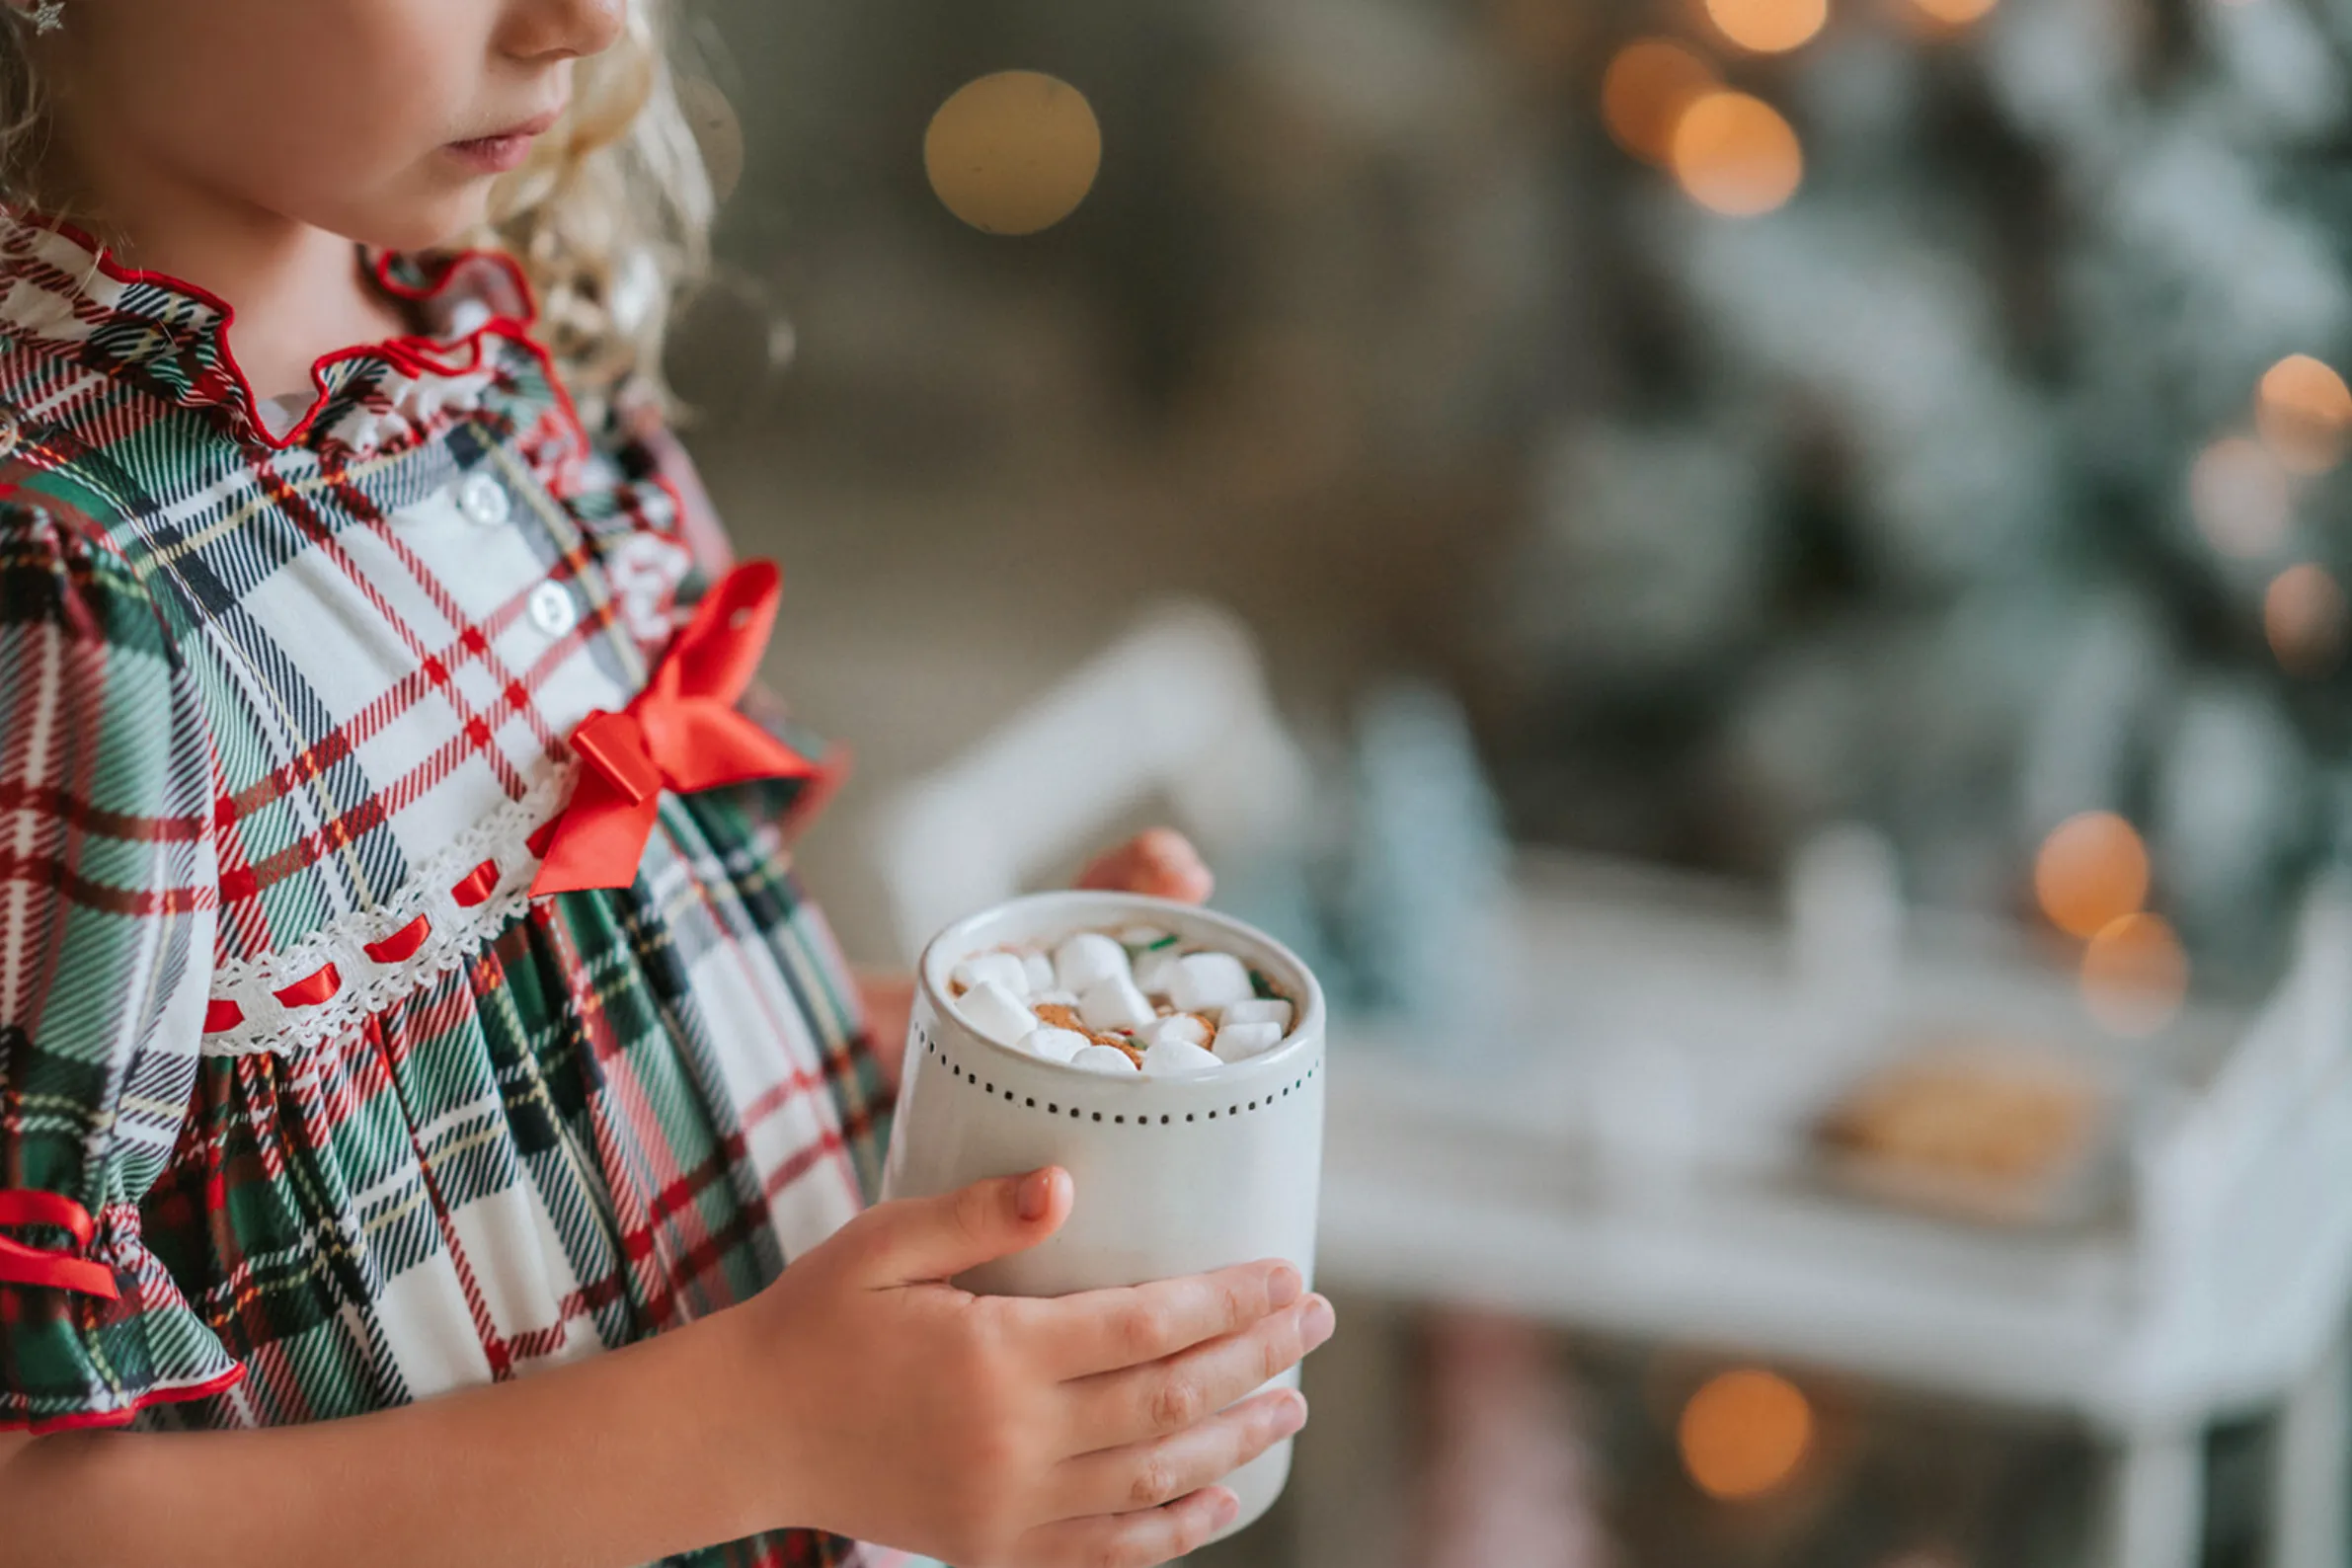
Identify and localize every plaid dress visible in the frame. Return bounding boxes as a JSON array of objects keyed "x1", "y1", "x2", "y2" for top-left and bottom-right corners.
[{"x1": 0, "y1": 217, "x2": 899, "y2": 1568}]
